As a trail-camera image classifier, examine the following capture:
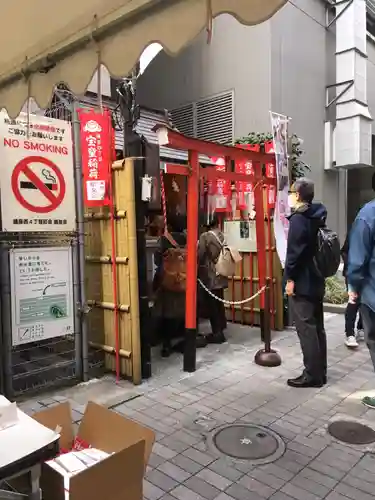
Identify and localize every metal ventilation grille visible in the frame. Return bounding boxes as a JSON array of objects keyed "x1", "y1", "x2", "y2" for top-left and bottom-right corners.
[
  {"x1": 170, "y1": 103, "x2": 194, "y2": 137},
  {"x1": 368, "y1": 0, "x2": 375, "y2": 18},
  {"x1": 196, "y1": 91, "x2": 234, "y2": 144},
  {"x1": 136, "y1": 108, "x2": 169, "y2": 144}
]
